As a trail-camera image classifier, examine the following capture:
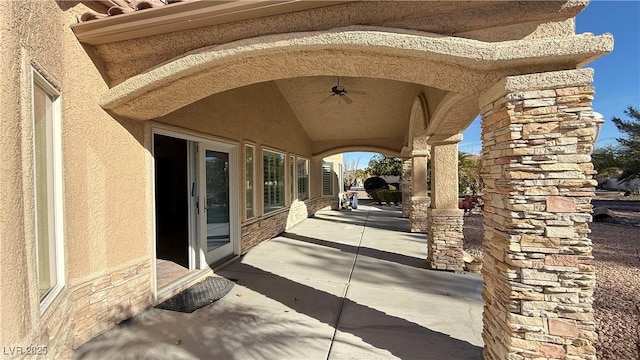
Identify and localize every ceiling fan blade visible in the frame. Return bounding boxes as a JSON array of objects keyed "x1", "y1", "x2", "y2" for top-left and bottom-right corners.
[
  {"x1": 320, "y1": 94, "x2": 334, "y2": 104},
  {"x1": 347, "y1": 90, "x2": 367, "y2": 95},
  {"x1": 341, "y1": 94, "x2": 353, "y2": 104}
]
